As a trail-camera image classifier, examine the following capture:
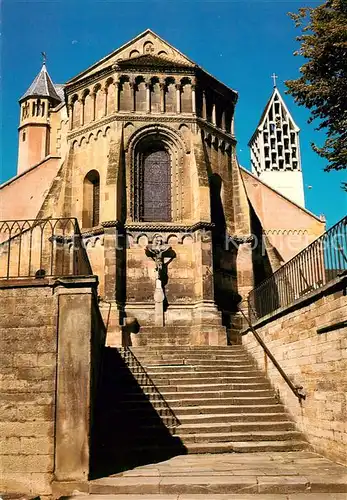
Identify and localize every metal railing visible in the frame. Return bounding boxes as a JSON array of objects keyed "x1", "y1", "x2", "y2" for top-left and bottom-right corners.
[
  {"x1": 0, "y1": 218, "x2": 92, "y2": 279},
  {"x1": 120, "y1": 347, "x2": 181, "y2": 429},
  {"x1": 239, "y1": 305, "x2": 306, "y2": 401},
  {"x1": 249, "y1": 215, "x2": 347, "y2": 321}
]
